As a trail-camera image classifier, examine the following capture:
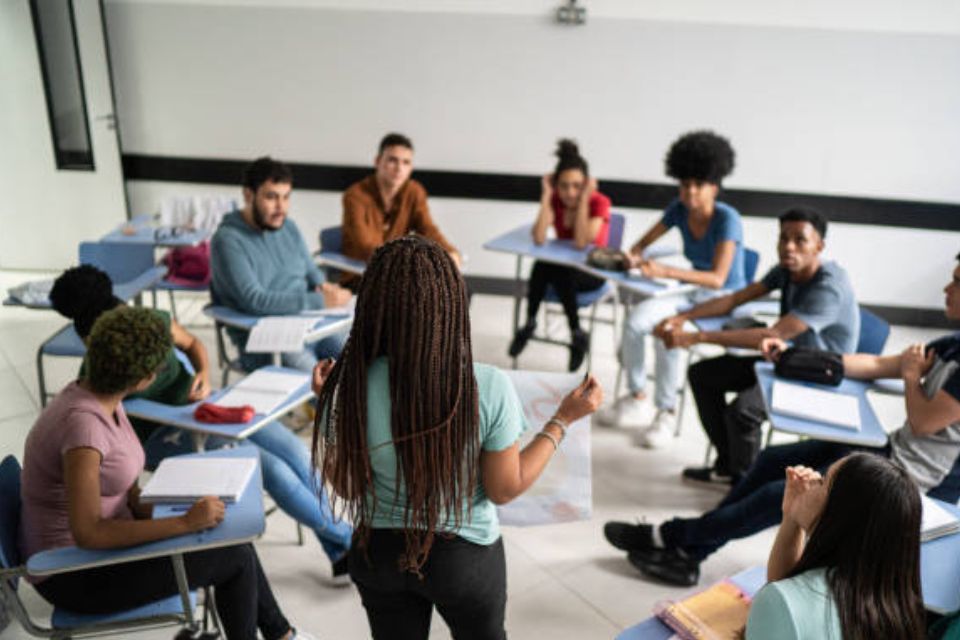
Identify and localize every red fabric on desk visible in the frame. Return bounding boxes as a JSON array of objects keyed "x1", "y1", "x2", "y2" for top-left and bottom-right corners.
[{"x1": 193, "y1": 402, "x2": 255, "y2": 424}]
